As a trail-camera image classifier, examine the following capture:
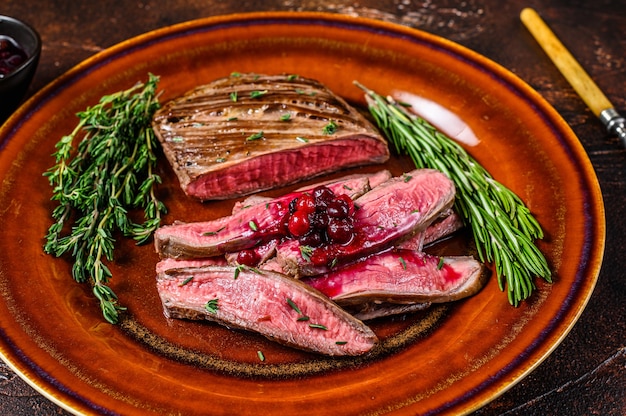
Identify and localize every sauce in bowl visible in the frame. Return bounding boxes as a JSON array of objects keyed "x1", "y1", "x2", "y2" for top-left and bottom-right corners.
[{"x1": 0, "y1": 35, "x2": 27, "y2": 78}]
